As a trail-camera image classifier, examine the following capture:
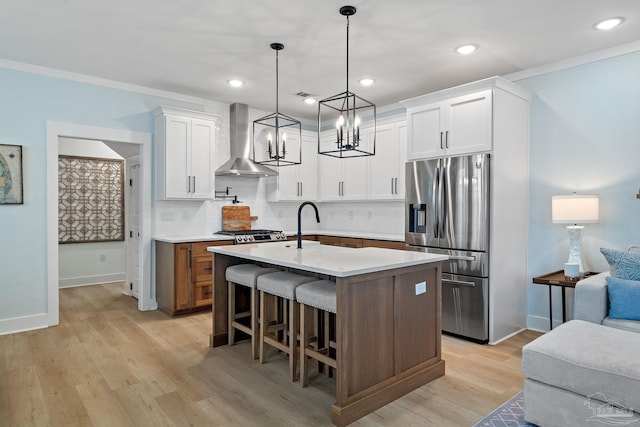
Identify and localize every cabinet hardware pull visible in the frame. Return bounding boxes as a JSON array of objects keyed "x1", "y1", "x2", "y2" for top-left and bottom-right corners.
[
  {"x1": 445, "y1": 130, "x2": 449, "y2": 149},
  {"x1": 448, "y1": 255, "x2": 477, "y2": 261},
  {"x1": 204, "y1": 267, "x2": 212, "y2": 271},
  {"x1": 440, "y1": 132, "x2": 444, "y2": 149},
  {"x1": 187, "y1": 175, "x2": 191, "y2": 193},
  {"x1": 391, "y1": 178, "x2": 394, "y2": 194},
  {"x1": 299, "y1": 182, "x2": 302, "y2": 197},
  {"x1": 192, "y1": 176, "x2": 196, "y2": 193}
]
